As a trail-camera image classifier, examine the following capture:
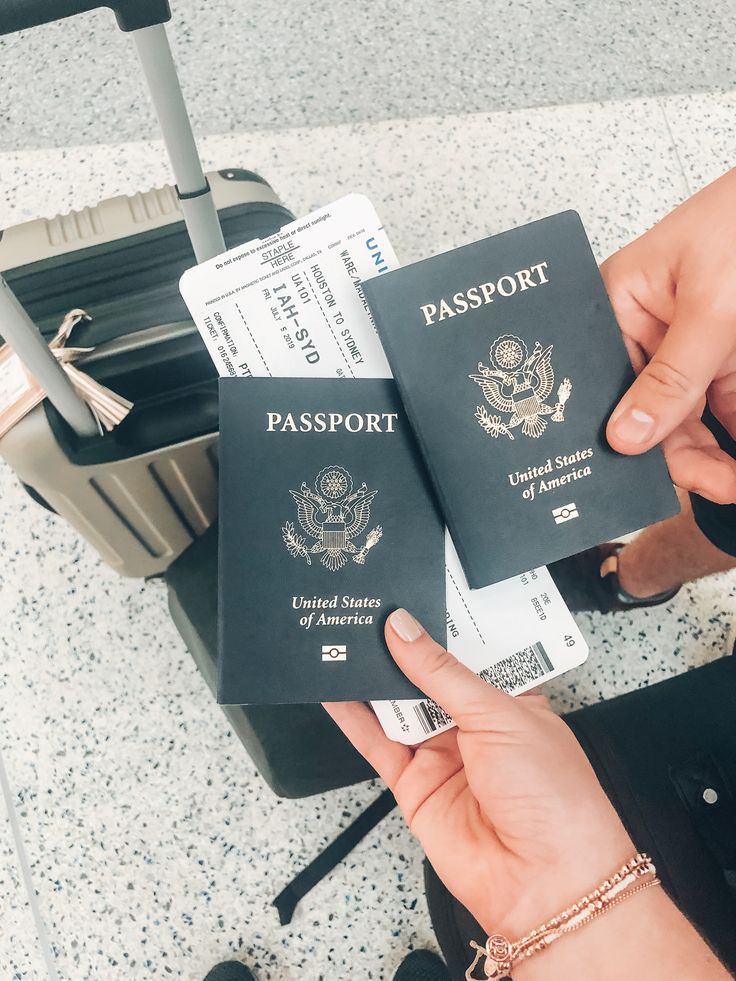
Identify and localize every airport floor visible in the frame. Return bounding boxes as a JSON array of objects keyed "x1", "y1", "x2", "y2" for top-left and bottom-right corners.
[
  {"x1": 1, "y1": 14, "x2": 736, "y2": 978},
  {"x1": 1, "y1": 0, "x2": 734, "y2": 151}
]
